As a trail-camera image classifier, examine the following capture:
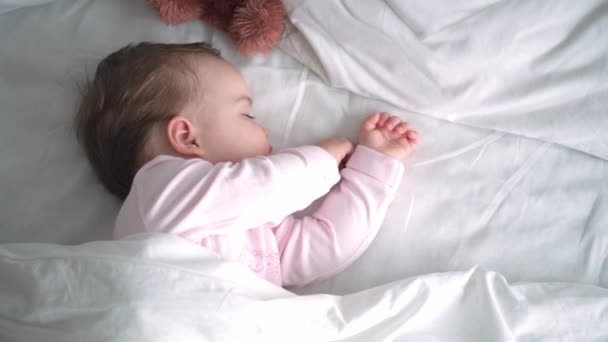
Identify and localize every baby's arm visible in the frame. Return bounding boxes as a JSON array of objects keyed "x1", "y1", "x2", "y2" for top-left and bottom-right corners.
[
  {"x1": 274, "y1": 145, "x2": 404, "y2": 287},
  {"x1": 274, "y1": 113, "x2": 418, "y2": 287},
  {"x1": 137, "y1": 146, "x2": 340, "y2": 238}
]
